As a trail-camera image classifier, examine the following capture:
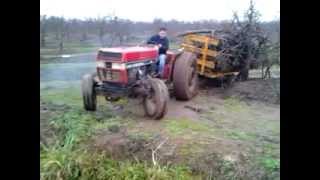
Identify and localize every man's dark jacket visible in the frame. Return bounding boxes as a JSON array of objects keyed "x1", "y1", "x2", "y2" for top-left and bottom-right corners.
[{"x1": 147, "y1": 35, "x2": 169, "y2": 54}]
